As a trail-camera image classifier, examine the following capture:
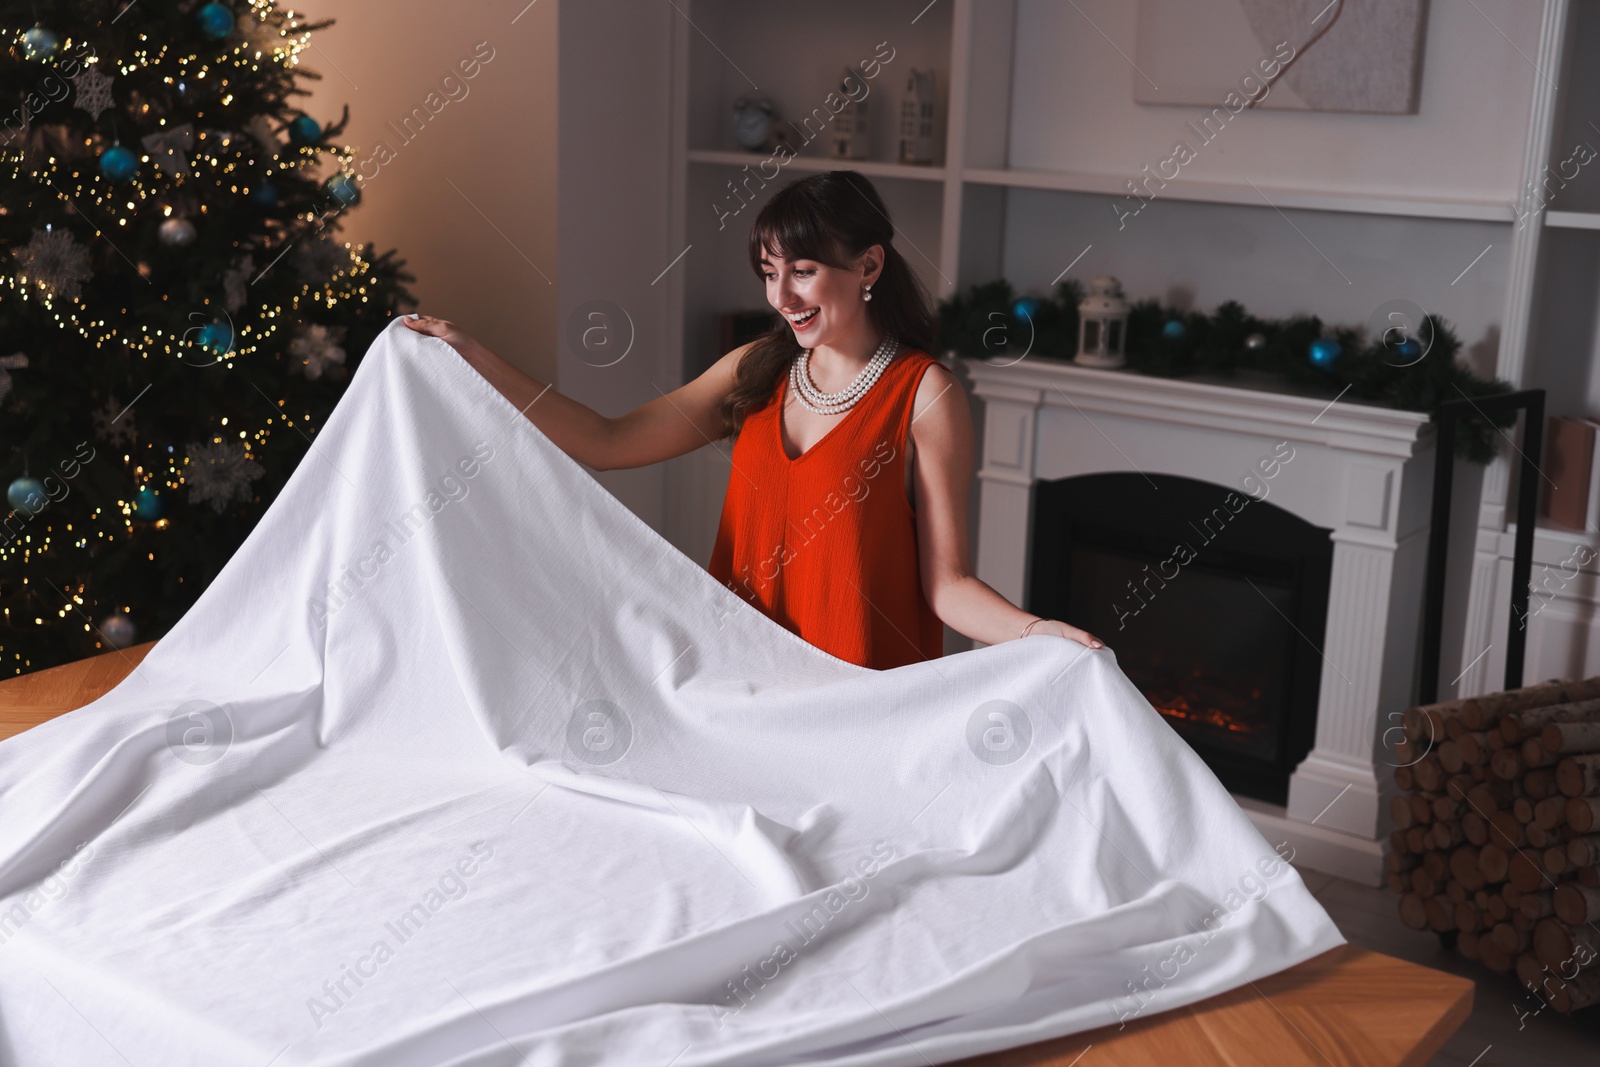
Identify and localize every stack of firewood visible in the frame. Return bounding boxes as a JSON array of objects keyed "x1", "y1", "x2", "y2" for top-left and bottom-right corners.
[{"x1": 1388, "y1": 676, "x2": 1600, "y2": 1014}]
